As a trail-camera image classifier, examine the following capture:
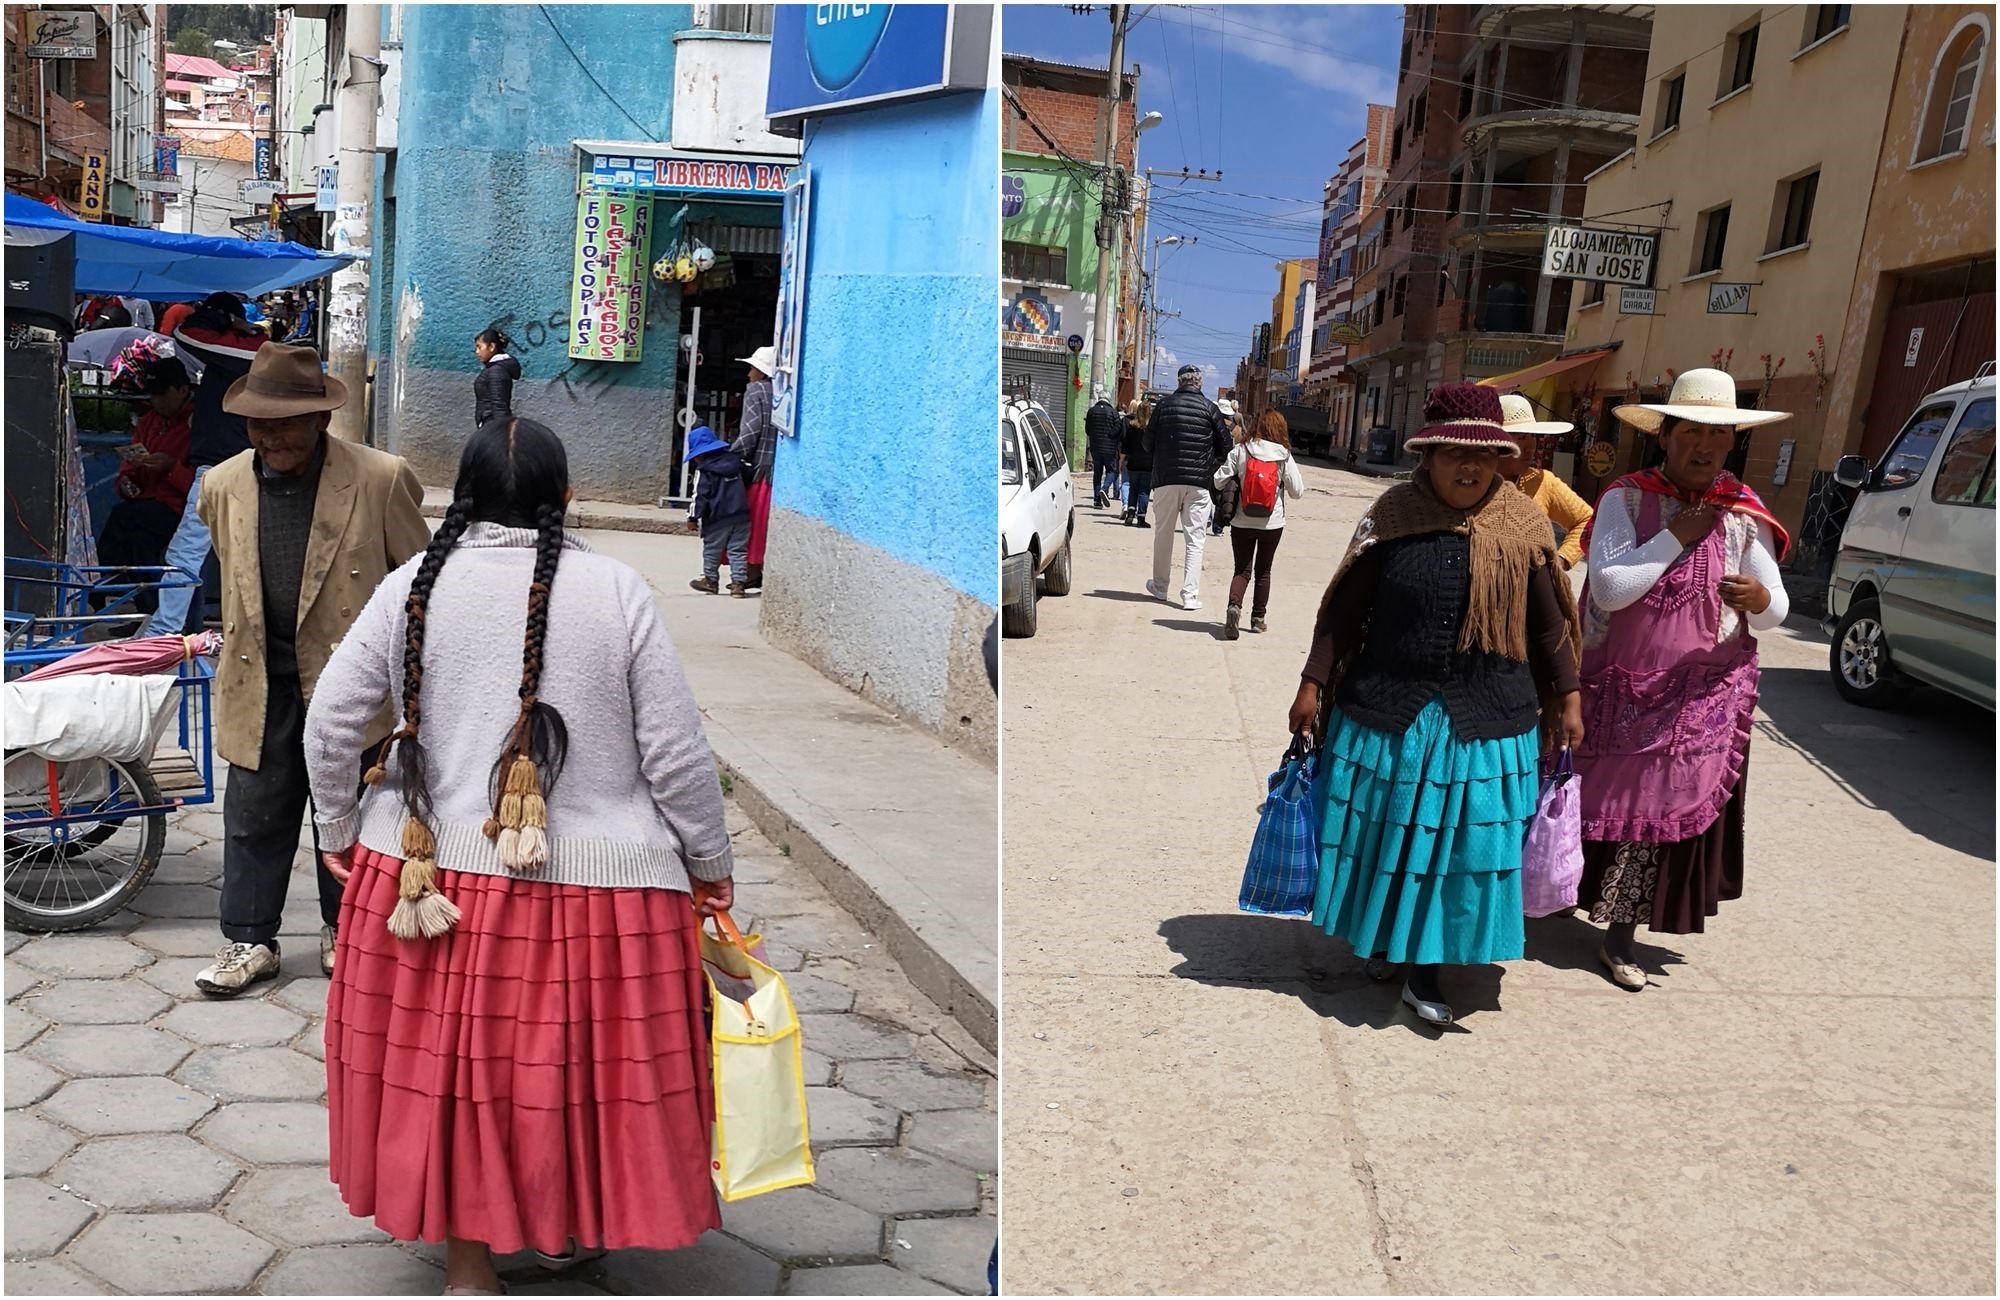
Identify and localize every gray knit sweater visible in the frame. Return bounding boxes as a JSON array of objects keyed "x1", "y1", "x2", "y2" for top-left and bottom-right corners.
[{"x1": 302, "y1": 523, "x2": 733, "y2": 892}]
